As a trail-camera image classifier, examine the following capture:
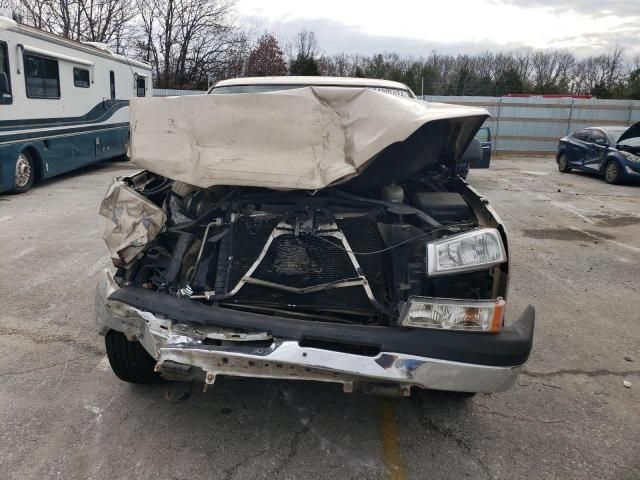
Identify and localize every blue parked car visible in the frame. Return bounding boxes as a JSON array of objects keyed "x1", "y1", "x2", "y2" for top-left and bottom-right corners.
[{"x1": 556, "y1": 124, "x2": 640, "y2": 184}]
